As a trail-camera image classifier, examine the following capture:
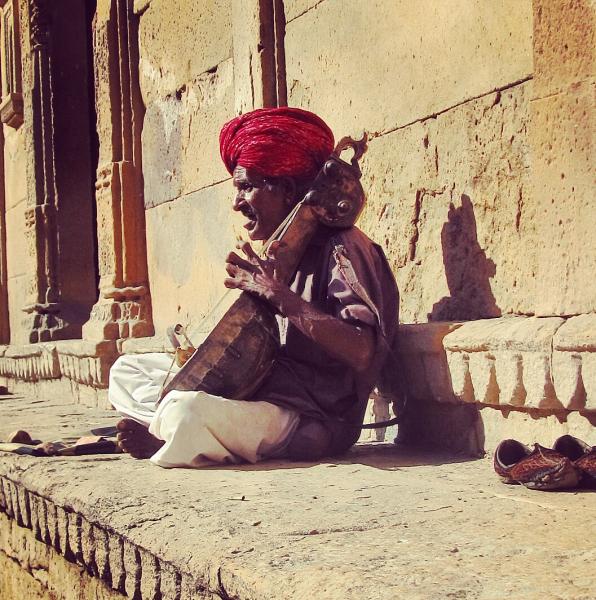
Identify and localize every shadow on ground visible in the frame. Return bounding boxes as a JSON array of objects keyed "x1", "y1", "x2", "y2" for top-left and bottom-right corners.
[{"x1": 218, "y1": 442, "x2": 479, "y2": 473}]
